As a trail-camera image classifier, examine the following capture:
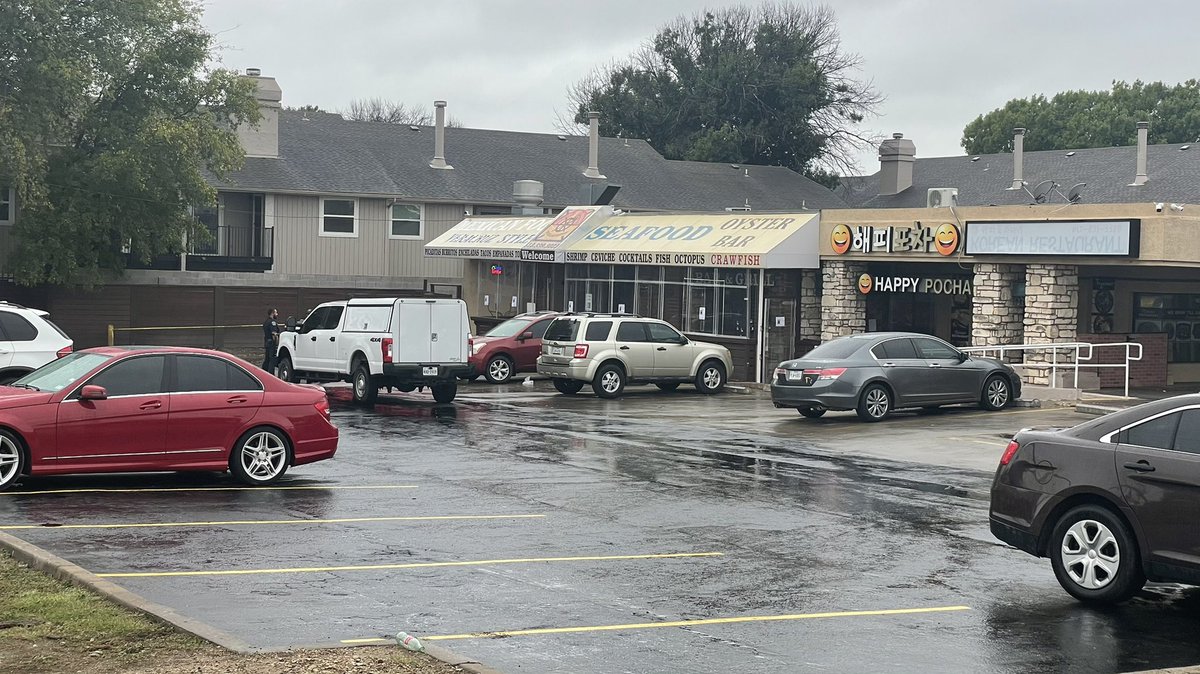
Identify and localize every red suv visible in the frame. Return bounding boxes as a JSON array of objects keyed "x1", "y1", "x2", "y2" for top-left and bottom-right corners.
[{"x1": 469, "y1": 311, "x2": 561, "y2": 384}]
